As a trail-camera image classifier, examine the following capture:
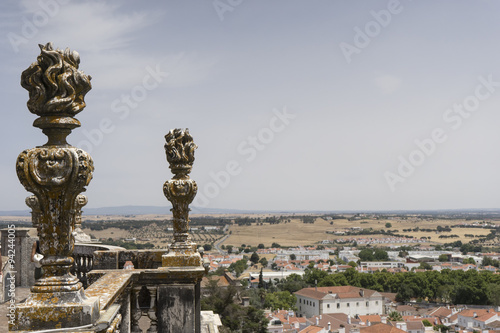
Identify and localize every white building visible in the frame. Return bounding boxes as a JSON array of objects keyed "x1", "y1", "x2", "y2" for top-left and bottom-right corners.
[
  {"x1": 295, "y1": 286, "x2": 384, "y2": 318},
  {"x1": 359, "y1": 262, "x2": 406, "y2": 269}
]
